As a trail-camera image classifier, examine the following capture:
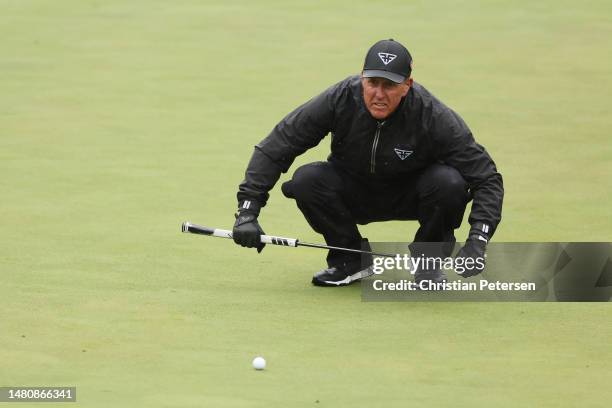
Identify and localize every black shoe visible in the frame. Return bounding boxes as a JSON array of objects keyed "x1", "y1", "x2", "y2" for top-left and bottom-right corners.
[
  {"x1": 409, "y1": 242, "x2": 448, "y2": 290},
  {"x1": 414, "y1": 268, "x2": 447, "y2": 286},
  {"x1": 312, "y1": 265, "x2": 374, "y2": 287}
]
